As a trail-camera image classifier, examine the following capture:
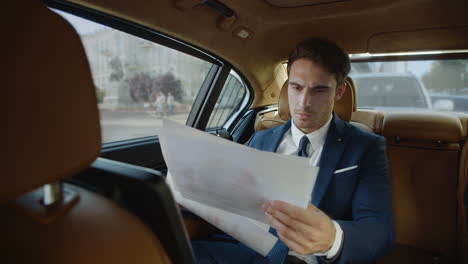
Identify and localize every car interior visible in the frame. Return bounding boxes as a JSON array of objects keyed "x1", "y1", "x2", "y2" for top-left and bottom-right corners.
[{"x1": 4, "y1": 0, "x2": 468, "y2": 263}]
